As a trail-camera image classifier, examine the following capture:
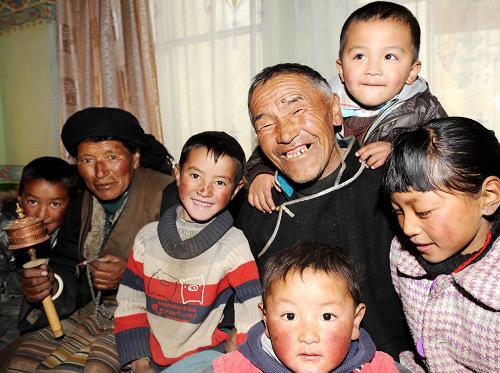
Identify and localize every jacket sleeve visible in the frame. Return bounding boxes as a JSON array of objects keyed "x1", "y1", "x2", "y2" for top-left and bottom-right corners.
[
  {"x1": 114, "y1": 234, "x2": 151, "y2": 367},
  {"x1": 421, "y1": 93, "x2": 447, "y2": 123},
  {"x1": 245, "y1": 146, "x2": 275, "y2": 187}
]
